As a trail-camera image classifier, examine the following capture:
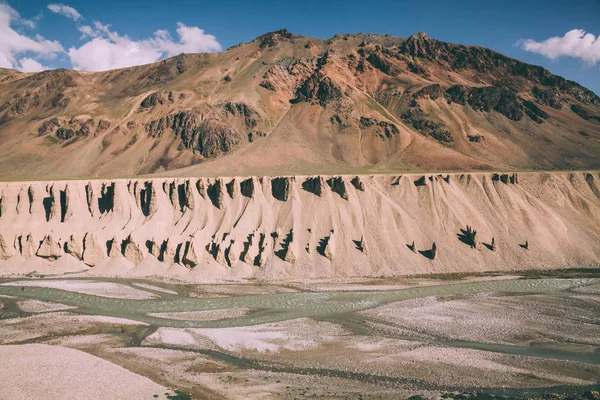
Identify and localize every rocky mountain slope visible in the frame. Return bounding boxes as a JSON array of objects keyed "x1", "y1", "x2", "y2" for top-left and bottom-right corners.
[
  {"x1": 0, "y1": 30, "x2": 599, "y2": 180},
  {"x1": 0, "y1": 172, "x2": 599, "y2": 279}
]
